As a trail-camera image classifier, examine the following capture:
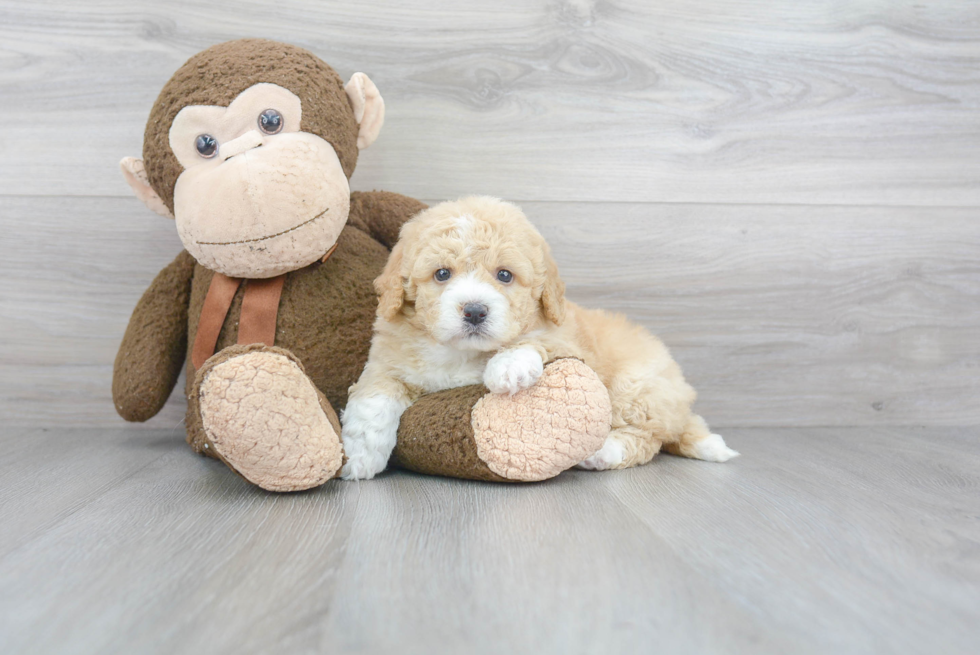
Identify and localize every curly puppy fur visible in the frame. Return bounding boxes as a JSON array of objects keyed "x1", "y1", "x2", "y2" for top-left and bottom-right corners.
[{"x1": 342, "y1": 196, "x2": 738, "y2": 476}]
